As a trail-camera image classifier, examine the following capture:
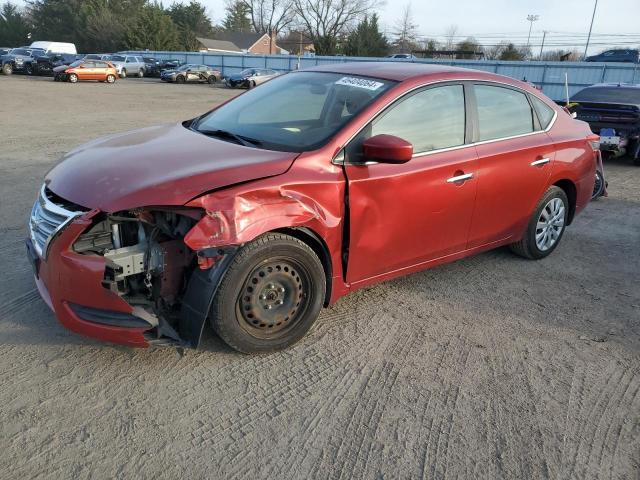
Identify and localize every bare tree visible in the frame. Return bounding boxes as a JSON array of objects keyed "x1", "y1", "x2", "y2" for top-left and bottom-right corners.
[
  {"x1": 393, "y1": 4, "x2": 418, "y2": 53},
  {"x1": 242, "y1": 0, "x2": 295, "y2": 36},
  {"x1": 292, "y1": 0, "x2": 382, "y2": 55},
  {"x1": 443, "y1": 24, "x2": 458, "y2": 50}
]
